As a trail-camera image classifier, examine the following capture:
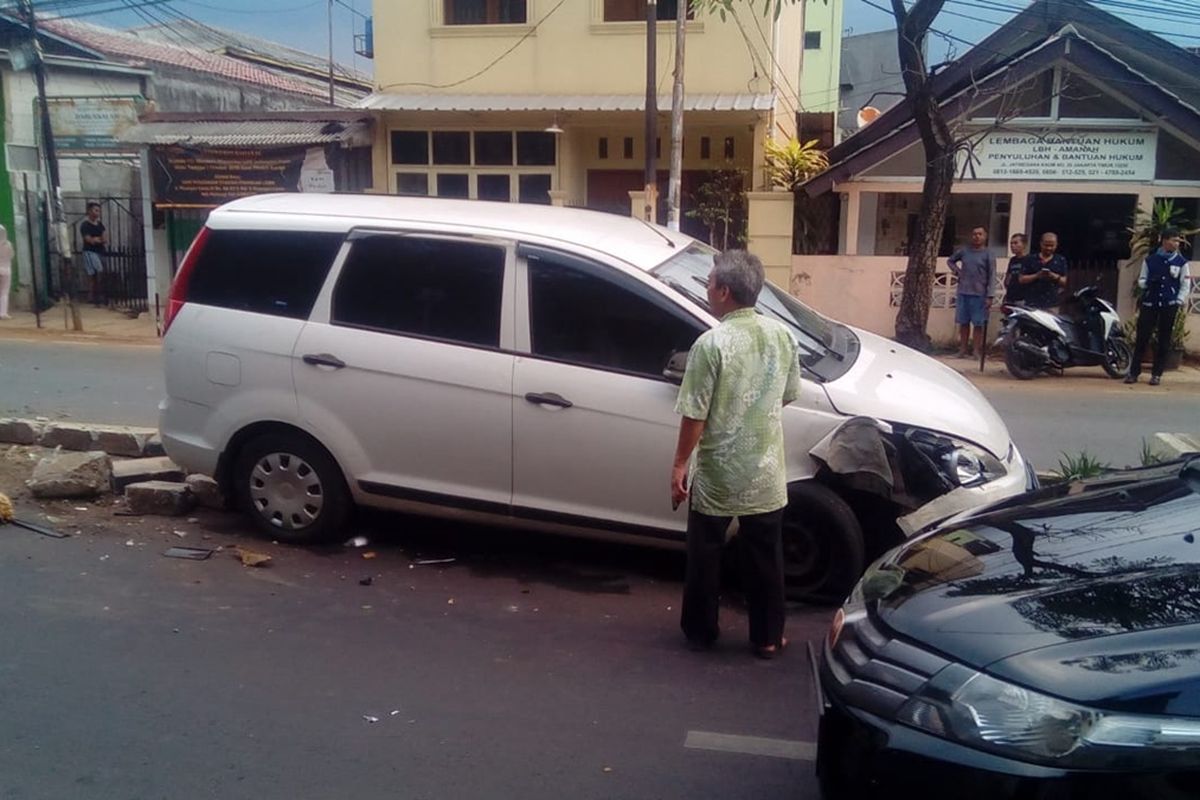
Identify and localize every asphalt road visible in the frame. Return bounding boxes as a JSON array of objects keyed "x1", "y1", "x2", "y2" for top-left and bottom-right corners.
[
  {"x1": 0, "y1": 504, "x2": 826, "y2": 800},
  {"x1": 2, "y1": 338, "x2": 1196, "y2": 469}
]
